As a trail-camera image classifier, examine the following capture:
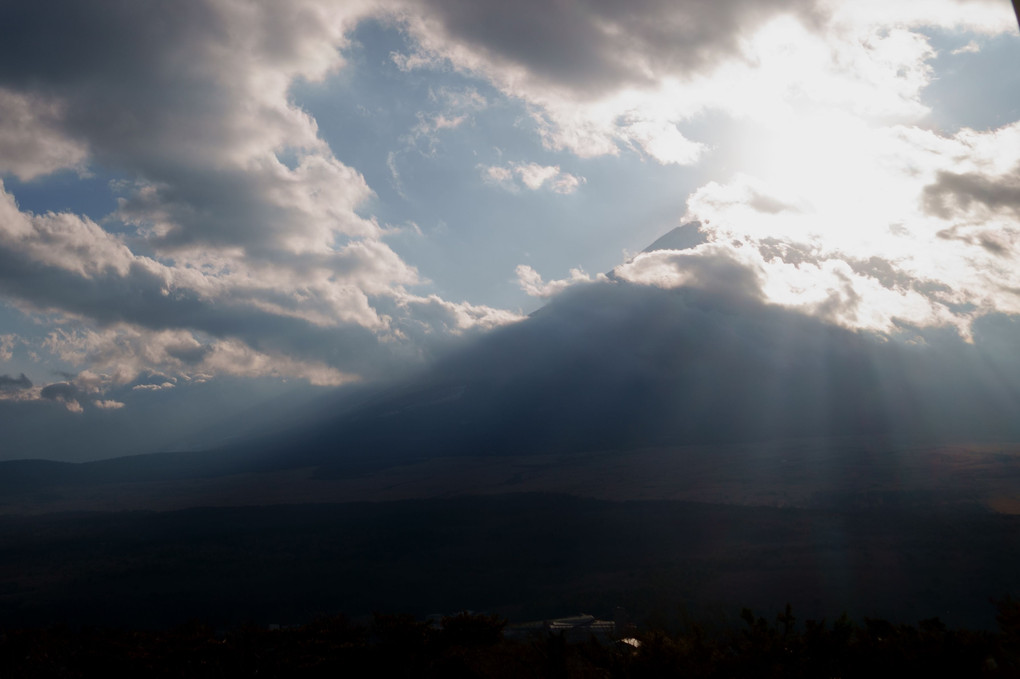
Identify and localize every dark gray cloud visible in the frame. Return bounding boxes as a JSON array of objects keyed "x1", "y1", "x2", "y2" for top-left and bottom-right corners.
[
  {"x1": 757, "y1": 238, "x2": 818, "y2": 266},
  {"x1": 978, "y1": 233, "x2": 1010, "y2": 256},
  {"x1": 408, "y1": 0, "x2": 823, "y2": 96},
  {"x1": 0, "y1": 1, "x2": 328, "y2": 168},
  {"x1": 164, "y1": 343, "x2": 213, "y2": 365},
  {"x1": 747, "y1": 191, "x2": 800, "y2": 215},
  {"x1": 0, "y1": 373, "x2": 31, "y2": 391},
  {"x1": 847, "y1": 256, "x2": 957, "y2": 301},
  {"x1": 936, "y1": 223, "x2": 1013, "y2": 256},
  {"x1": 40, "y1": 381, "x2": 79, "y2": 402},
  {"x1": 844, "y1": 256, "x2": 978, "y2": 317},
  {"x1": 848, "y1": 256, "x2": 920, "y2": 291},
  {"x1": 0, "y1": 1, "x2": 245, "y2": 187},
  {"x1": 0, "y1": 89, "x2": 88, "y2": 180},
  {"x1": 0, "y1": 0, "x2": 378, "y2": 253},
  {"x1": 923, "y1": 168, "x2": 1020, "y2": 219}
]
